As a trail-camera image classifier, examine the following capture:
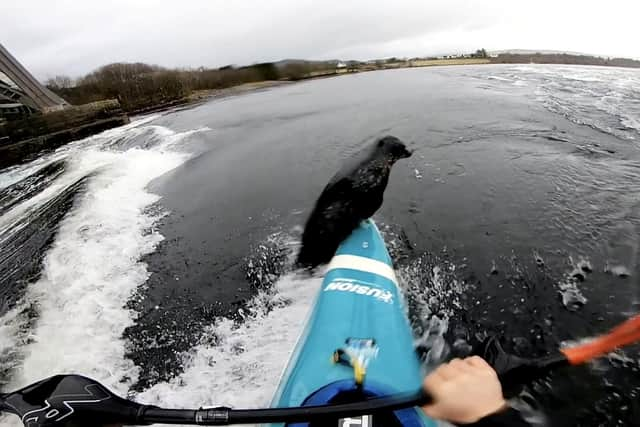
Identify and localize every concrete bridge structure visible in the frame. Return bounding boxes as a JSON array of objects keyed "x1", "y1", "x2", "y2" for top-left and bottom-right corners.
[{"x1": 0, "y1": 43, "x2": 68, "y2": 118}]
